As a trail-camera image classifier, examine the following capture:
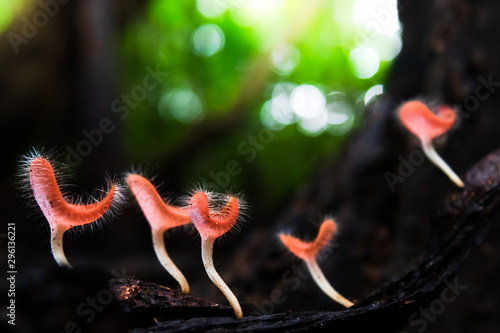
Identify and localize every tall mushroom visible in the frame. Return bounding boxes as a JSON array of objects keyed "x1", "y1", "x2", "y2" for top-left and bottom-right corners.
[
  {"x1": 280, "y1": 219, "x2": 354, "y2": 308},
  {"x1": 127, "y1": 174, "x2": 191, "y2": 294},
  {"x1": 399, "y1": 100, "x2": 464, "y2": 187},
  {"x1": 25, "y1": 153, "x2": 122, "y2": 267},
  {"x1": 188, "y1": 190, "x2": 244, "y2": 319}
]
